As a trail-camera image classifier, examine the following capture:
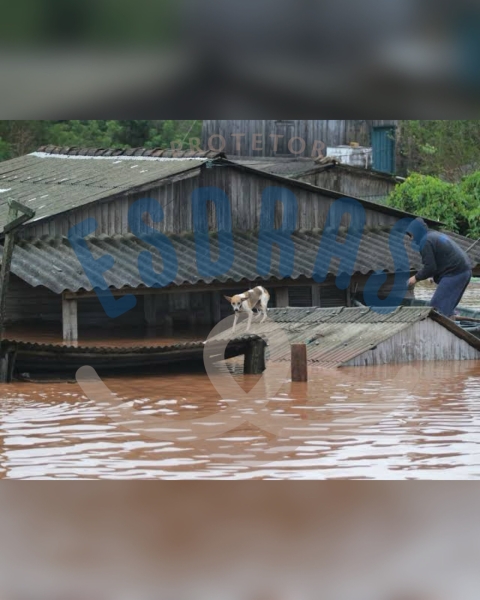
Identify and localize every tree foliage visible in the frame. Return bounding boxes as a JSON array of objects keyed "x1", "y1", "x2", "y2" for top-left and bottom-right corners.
[
  {"x1": 387, "y1": 173, "x2": 480, "y2": 238},
  {"x1": 0, "y1": 120, "x2": 203, "y2": 160},
  {"x1": 399, "y1": 120, "x2": 480, "y2": 182}
]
